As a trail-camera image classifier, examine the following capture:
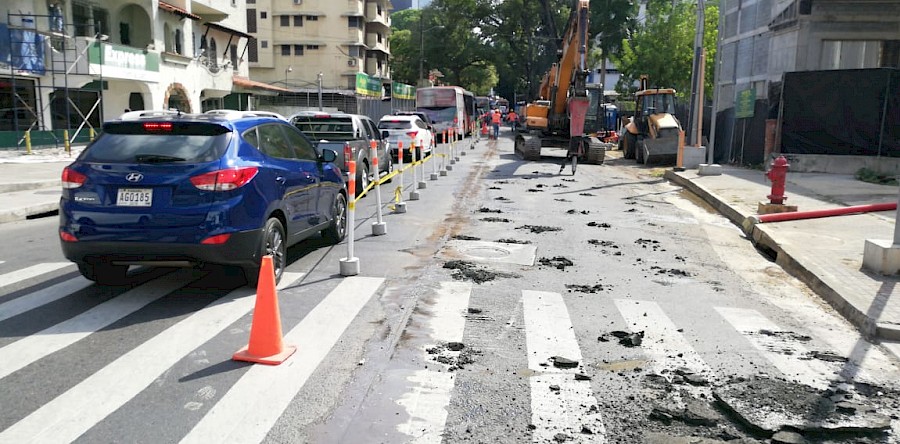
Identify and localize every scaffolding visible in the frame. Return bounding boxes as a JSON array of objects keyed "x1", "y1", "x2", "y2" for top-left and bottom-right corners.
[{"x1": 2, "y1": 11, "x2": 102, "y2": 149}]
